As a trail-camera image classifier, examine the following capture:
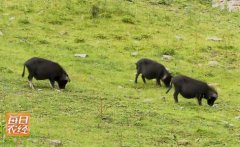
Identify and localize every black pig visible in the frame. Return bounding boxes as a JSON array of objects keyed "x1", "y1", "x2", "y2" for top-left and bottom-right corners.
[
  {"x1": 166, "y1": 75, "x2": 218, "y2": 106},
  {"x1": 22, "y1": 57, "x2": 70, "y2": 89},
  {"x1": 135, "y1": 58, "x2": 172, "y2": 87}
]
